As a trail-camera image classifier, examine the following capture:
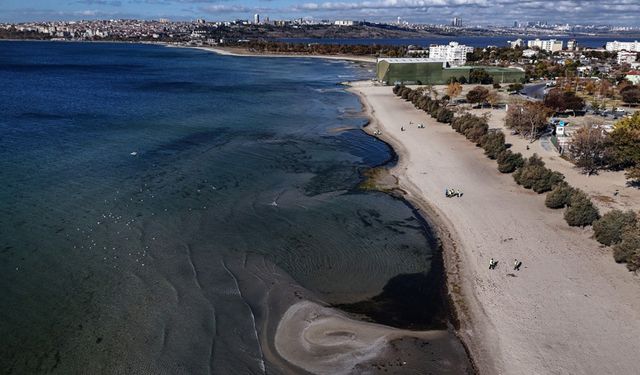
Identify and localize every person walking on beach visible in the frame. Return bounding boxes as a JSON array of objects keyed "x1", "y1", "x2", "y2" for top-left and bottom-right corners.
[
  {"x1": 489, "y1": 258, "x2": 496, "y2": 270},
  {"x1": 514, "y1": 259, "x2": 522, "y2": 271}
]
